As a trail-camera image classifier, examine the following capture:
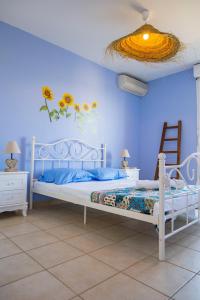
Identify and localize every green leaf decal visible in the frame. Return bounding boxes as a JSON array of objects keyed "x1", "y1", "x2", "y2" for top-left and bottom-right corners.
[
  {"x1": 60, "y1": 109, "x2": 65, "y2": 116},
  {"x1": 49, "y1": 113, "x2": 54, "y2": 119},
  {"x1": 40, "y1": 105, "x2": 48, "y2": 111},
  {"x1": 66, "y1": 113, "x2": 72, "y2": 118}
]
